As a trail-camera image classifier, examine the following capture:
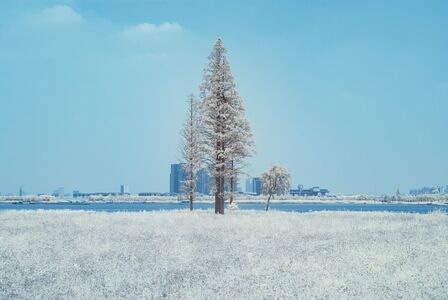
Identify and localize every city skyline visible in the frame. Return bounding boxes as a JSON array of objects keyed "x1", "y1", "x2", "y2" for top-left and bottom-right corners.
[
  {"x1": 1, "y1": 1, "x2": 447, "y2": 195},
  {"x1": 4, "y1": 163, "x2": 447, "y2": 197}
]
